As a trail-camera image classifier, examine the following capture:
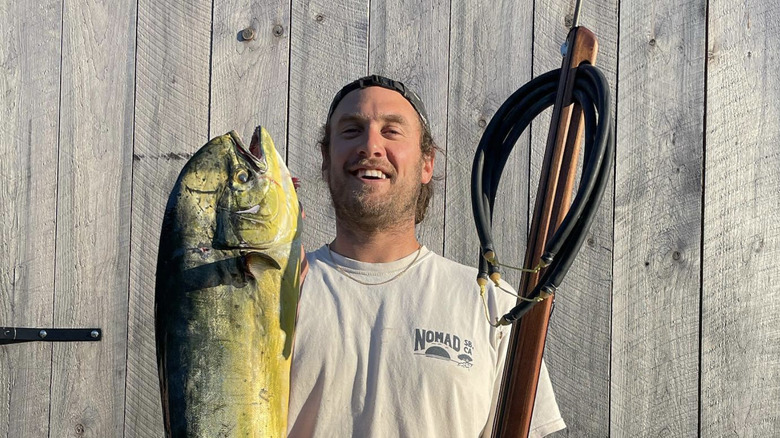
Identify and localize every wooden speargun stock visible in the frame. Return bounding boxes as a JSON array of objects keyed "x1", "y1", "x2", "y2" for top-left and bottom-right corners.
[{"x1": 471, "y1": 1, "x2": 613, "y2": 436}]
